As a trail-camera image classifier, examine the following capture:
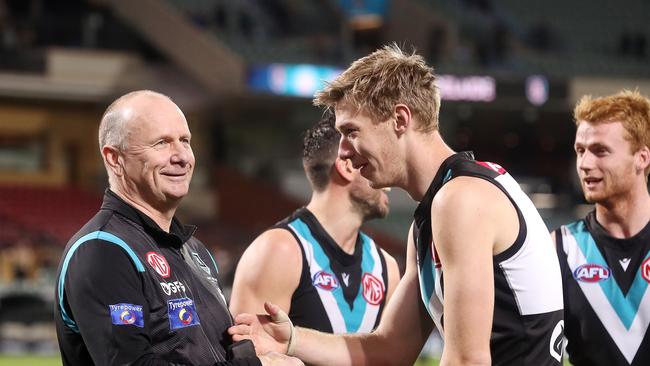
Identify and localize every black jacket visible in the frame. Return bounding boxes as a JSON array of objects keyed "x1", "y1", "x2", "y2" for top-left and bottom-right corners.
[{"x1": 55, "y1": 189, "x2": 261, "y2": 366}]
